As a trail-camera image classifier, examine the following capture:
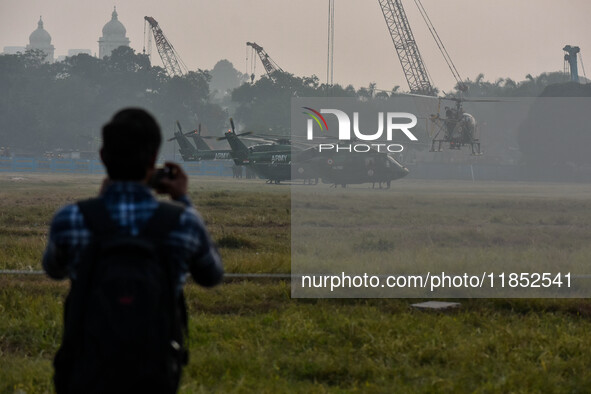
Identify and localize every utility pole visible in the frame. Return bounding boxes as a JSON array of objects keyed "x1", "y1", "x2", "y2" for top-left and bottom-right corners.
[{"x1": 327, "y1": 0, "x2": 335, "y2": 87}]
